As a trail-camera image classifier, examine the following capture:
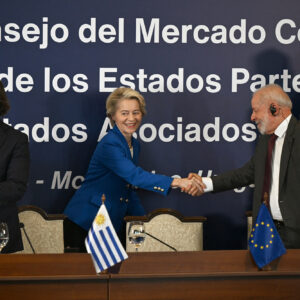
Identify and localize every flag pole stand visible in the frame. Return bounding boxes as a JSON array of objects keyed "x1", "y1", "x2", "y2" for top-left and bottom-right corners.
[
  {"x1": 260, "y1": 264, "x2": 272, "y2": 271},
  {"x1": 259, "y1": 257, "x2": 280, "y2": 271},
  {"x1": 101, "y1": 194, "x2": 106, "y2": 204}
]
